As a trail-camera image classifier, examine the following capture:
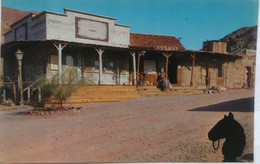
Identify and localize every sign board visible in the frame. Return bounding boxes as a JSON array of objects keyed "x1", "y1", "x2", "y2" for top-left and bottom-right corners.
[
  {"x1": 76, "y1": 17, "x2": 108, "y2": 41},
  {"x1": 156, "y1": 46, "x2": 179, "y2": 51}
]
